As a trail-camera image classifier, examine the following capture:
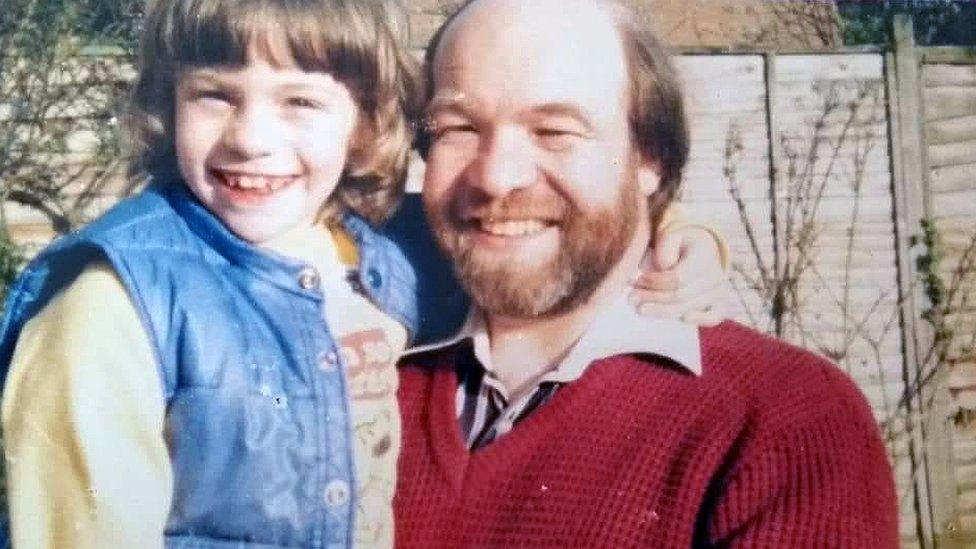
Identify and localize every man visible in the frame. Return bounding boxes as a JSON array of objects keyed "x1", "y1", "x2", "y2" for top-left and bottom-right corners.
[{"x1": 394, "y1": 0, "x2": 898, "y2": 547}]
